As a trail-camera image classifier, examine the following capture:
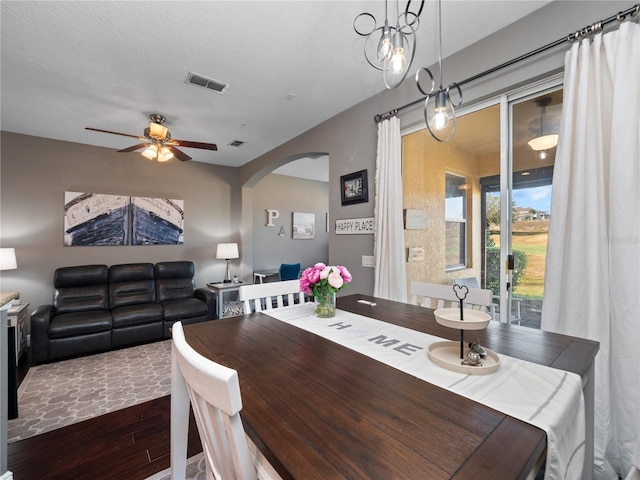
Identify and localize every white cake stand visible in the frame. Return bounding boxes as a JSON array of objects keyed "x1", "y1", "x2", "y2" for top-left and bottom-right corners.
[{"x1": 428, "y1": 308, "x2": 500, "y2": 375}]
